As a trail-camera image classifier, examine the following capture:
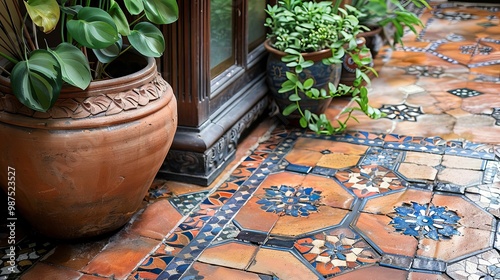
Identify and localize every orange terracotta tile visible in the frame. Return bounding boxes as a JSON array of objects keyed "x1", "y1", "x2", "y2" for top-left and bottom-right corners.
[
  {"x1": 431, "y1": 193, "x2": 495, "y2": 231},
  {"x1": 127, "y1": 199, "x2": 183, "y2": 240},
  {"x1": 198, "y1": 241, "x2": 258, "y2": 270},
  {"x1": 362, "y1": 189, "x2": 433, "y2": 215},
  {"x1": 437, "y1": 168, "x2": 483, "y2": 186},
  {"x1": 302, "y1": 174, "x2": 355, "y2": 209},
  {"x1": 417, "y1": 227, "x2": 493, "y2": 261},
  {"x1": 329, "y1": 265, "x2": 408, "y2": 280},
  {"x1": 41, "y1": 240, "x2": 108, "y2": 271},
  {"x1": 81, "y1": 233, "x2": 160, "y2": 279},
  {"x1": 316, "y1": 154, "x2": 361, "y2": 169},
  {"x1": 284, "y1": 148, "x2": 323, "y2": 167},
  {"x1": 234, "y1": 196, "x2": 280, "y2": 233},
  {"x1": 78, "y1": 275, "x2": 110, "y2": 280},
  {"x1": 191, "y1": 262, "x2": 260, "y2": 280},
  {"x1": 408, "y1": 271, "x2": 452, "y2": 280},
  {"x1": 398, "y1": 162, "x2": 438, "y2": 181},
  {"x1": 406, "y1": 92, "x2": 445, "y2": 115},
  {"x1": 354, "y1": 213, "x2": 418, "y2": 257},
  {"x1": 453, "y1": 124, "x2": 500, "y2": 144},
  {"x1": 430, "y1": 91, "x2": 463, "y2": 112},
  {"x1": 293, "y1": 138, "x2": 369, "y2": 155},
  {"x1": 19, "y1": 262, "x2": 82, "y2": 280},
  {"x1": 271, "y1": 206, "x2": 349, "y2": 237},
  {"x1": 461, "y1": 93, "x2": 500, "y2": 115},
  {"x1": 441, "y1": 155, "x2": 485, "y2": 170},
  {"x1": 247, "y1": 247, "x2": 318, "y2": 279},
  {"x1": 392, "y1": 115, "x2": 456, "y2": 139},
  {"x1": 403, "y1": 152, "x2": 442, "y2": 166}
]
